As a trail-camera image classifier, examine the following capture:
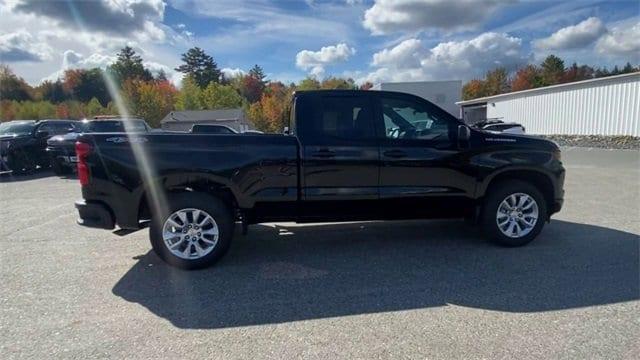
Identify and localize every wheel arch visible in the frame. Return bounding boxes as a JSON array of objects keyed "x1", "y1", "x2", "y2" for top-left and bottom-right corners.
[
  {"x1": 137, "y1": 174, "x2": 239, "y2": 224},
  {"x1": 479, "y1": 168, "x2": 556, "y2": 215}
]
